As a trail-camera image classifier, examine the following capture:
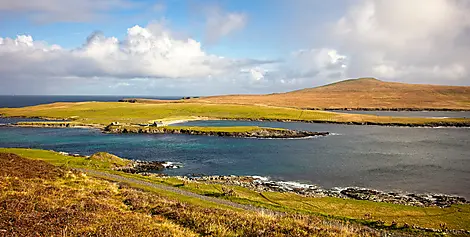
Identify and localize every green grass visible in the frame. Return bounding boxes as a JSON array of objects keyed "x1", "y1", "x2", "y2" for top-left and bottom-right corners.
[
  {"x1": 2, "y1": 147, "x2": 469, "y2": 233},
  {"x1": 151, "y1": 177, "x2": 470, "y2": 231},
  {"x1": 1, "y1": 149, "x2": 382, "y2": 236},
  {"x1": 0, "y1": 148, "x2": 127, "y2": 170},
  {"x1": 14, "y1": 121, "x2": 278, "y2": 133},
  {"x1": 108, "y1": 124, "x2": 284, "y2": 133},
  {"x1": 167, "y1": 125, "x2": 283, "y2": 133},
  {"x1": 1, "y1": 101, "x2": 469, "y2": 127}
]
